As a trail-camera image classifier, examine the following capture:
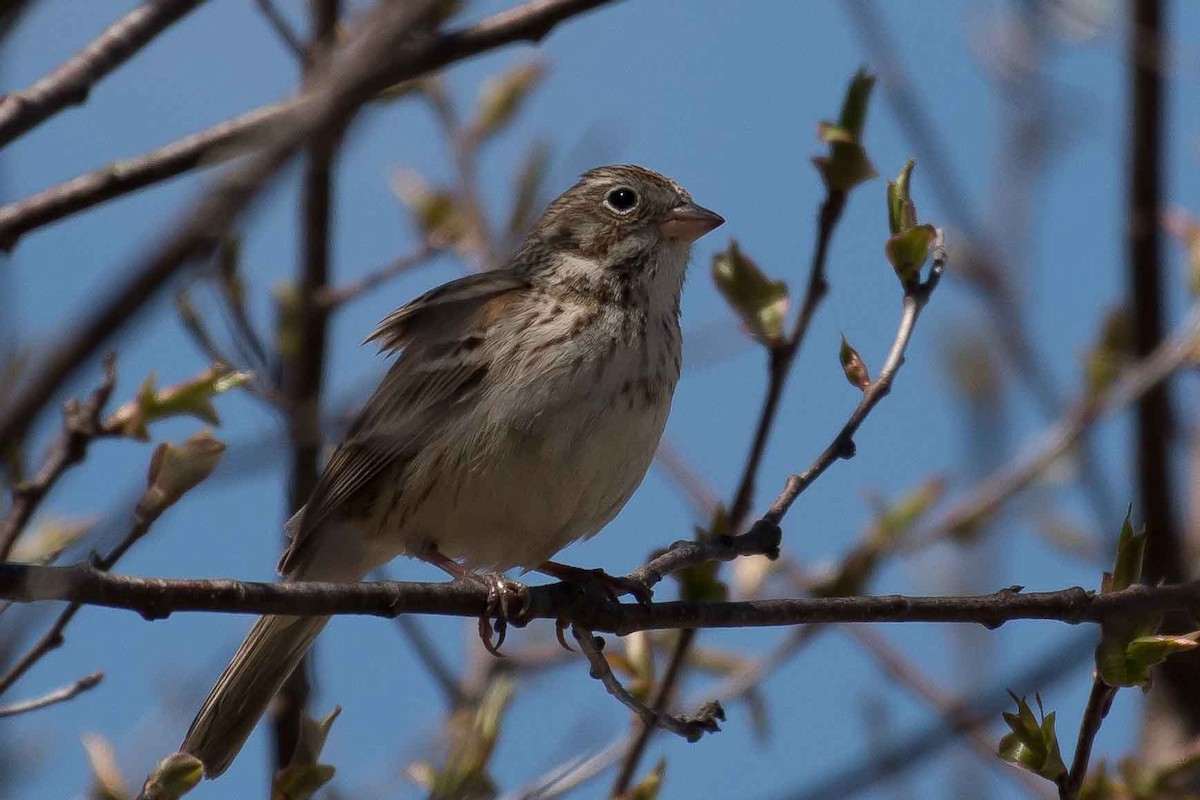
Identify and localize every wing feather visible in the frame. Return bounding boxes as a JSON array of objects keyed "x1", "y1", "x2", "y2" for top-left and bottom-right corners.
[{"x1": 278, "y1": 271, "x2": 528, "y2": 576}]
